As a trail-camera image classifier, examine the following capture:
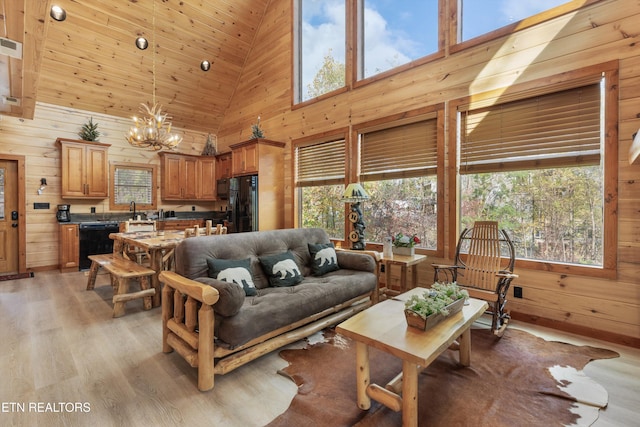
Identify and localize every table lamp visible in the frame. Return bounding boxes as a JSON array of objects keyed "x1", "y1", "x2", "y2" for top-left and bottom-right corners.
[{"x1": 342, "y1": 183, "x2": 369, "y2": 250}]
